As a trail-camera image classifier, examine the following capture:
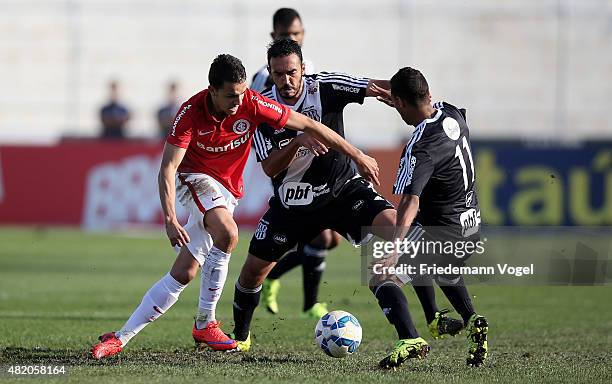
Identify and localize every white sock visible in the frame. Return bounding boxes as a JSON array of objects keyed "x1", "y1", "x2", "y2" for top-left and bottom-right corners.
[
  {"x1": 115, "y1": 272, "x2": 186, "y2": 345},
  {"x1": 196, "y1": 246, "x2": 231, "y2": 329}
]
